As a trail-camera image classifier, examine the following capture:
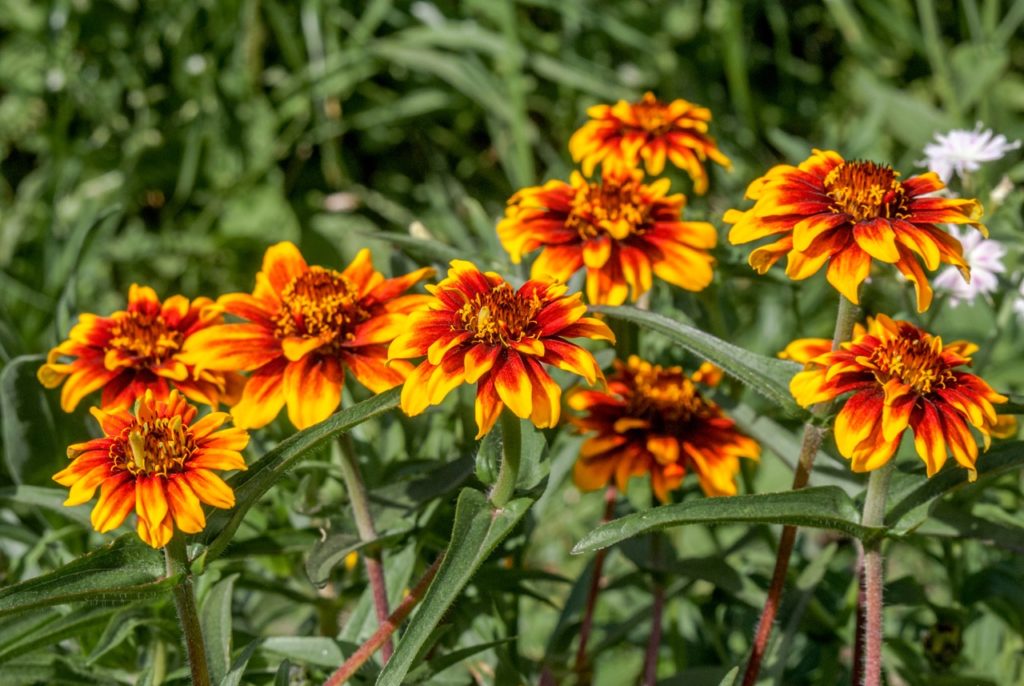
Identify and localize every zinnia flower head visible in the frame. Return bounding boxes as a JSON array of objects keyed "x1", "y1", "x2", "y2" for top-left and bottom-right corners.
[
  {"x1": 920, "y1": 123, "x2": 1021, "y2": 184},
  {"x1": 37, "y1": 285, "x2": 241, "y2": 412},
  {"x1": 53, "y1": 390, "x2": 248, "y2": 548},
  {"x1": 497, "y1": 168, "x2": 716, "y2": 305},
  {"x1": 725, "y1": 150, "x2": 986, "y2": 312},
  {"x1": 179, "y1": 242, "x2": 433, "y2": 430},
  {"x1": 387, "y1": 261, "x2": 615, "y2": 438},
  {"x1": 571, "y1": 356, "x2": 759, "y2": 501},
  {"x1": 568, "y1": 92, "x2": 731, "y2": 194},
  {"x1": 790, "y1": 315, "x2": 1006, "y2": 477},
  {"x1": 932, "y1": 226, "x2": 1006, "y2": 307}
]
